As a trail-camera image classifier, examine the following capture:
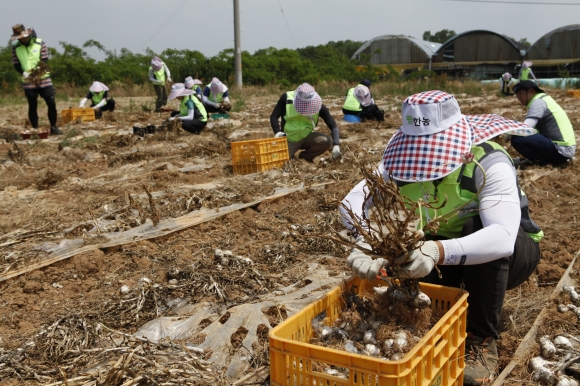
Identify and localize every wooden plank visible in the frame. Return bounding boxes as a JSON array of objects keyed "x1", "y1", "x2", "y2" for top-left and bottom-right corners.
[
  {"x1": 0, "y1": 182, "x2": 332, "y2": 282},
  {"x1": 492, "y1": 250, "x2": 579, "y2": 386}
]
